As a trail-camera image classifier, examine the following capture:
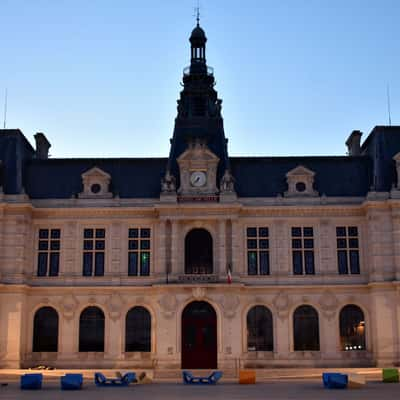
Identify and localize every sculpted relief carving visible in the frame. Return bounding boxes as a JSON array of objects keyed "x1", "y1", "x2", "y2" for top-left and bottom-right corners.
[
  {"x1": 319, "y1": 290, "x2": 339, "y2": 320},
  {"x1": 158, "y1": 293, "x2": 178, "y2": 319},
  {"x1": 273, "y1": 292, "x2": 291, "y2": 320},
  {"x1": 220, "y1": 295, "x2": 240, "y2": 319},
  {"x1": 60, "y1": 294, "x2": 79, "y2": 320},
  {"x1": 106, "y1": 293, "x2": 125, "y2": 321}
]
